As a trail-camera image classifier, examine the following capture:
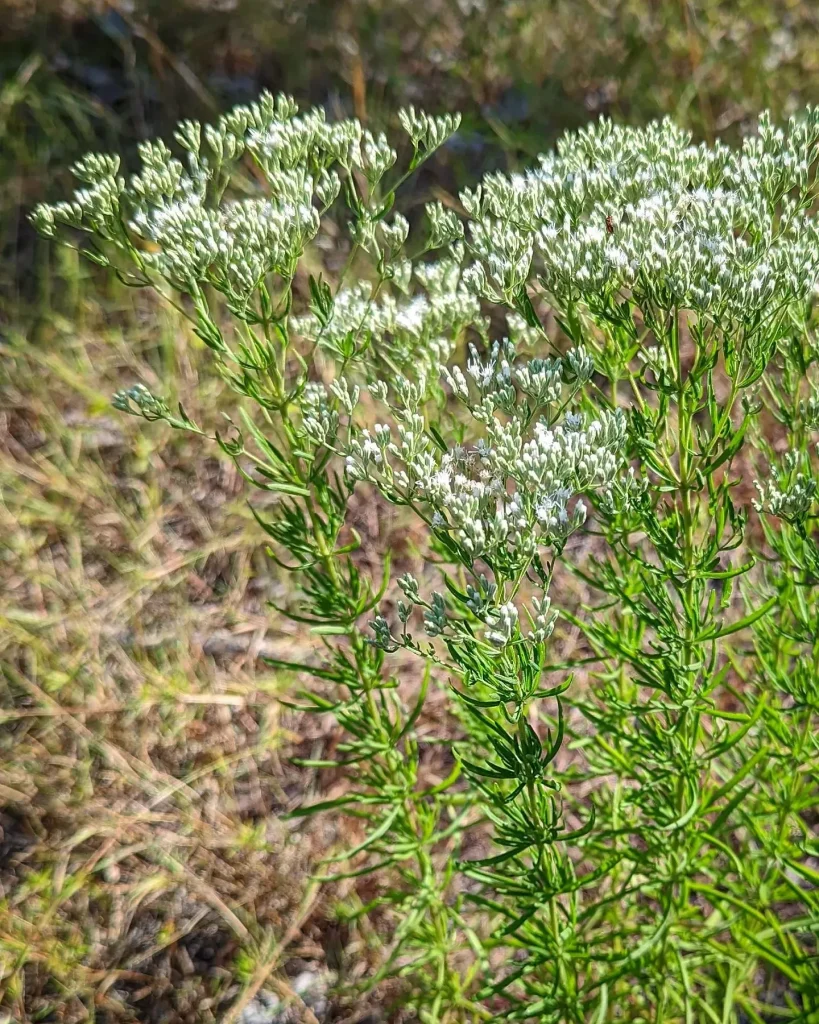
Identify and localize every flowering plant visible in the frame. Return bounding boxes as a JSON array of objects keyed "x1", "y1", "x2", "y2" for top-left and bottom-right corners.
[{"x1": 34, "y1": 96, "x2": 819, "y2": 1022}]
